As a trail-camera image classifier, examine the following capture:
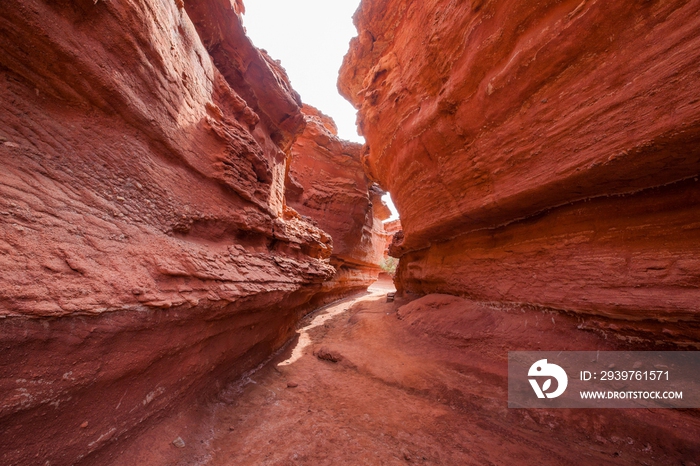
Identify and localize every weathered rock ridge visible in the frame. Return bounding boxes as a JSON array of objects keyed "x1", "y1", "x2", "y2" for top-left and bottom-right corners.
[
  {"x1": 286, "y1": 105, "x2": 390, "y2": 303},
  {"x1": 340, "y1": 0, "x2": 700, "y2": 321},
  {"x1": 0, "y1": 1, "x2": 379, "y2": 464}
]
